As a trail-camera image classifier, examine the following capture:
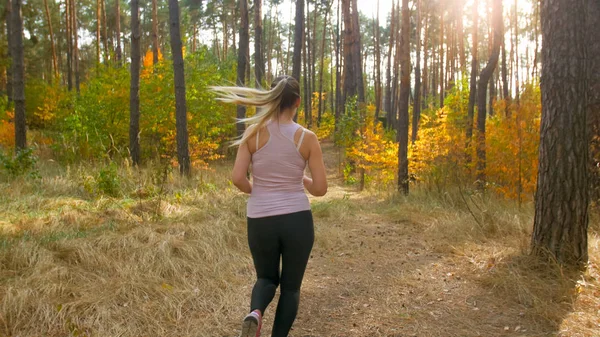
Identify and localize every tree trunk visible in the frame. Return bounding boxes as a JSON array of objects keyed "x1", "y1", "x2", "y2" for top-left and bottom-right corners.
[
  {"x1": 465, "y1": 0, "x2": 478, "y2": 164},
  {"x1": 475, "y1": 0, "x2": 501, "y2": 190},
  {"x1": 152, "y1": 0, "x2": 159, "y2": 65},
  {"x1": 457, "y1": 0, "x2": 466, "y2": 74},
  {"x1": 438, "y1": 6, "x2": 444, "y2": 108},
  {"x1": 102, "y1": 0, "x2": 108, "y2": 63},
  {"x1": 334, "y1": 0, "x2": 341, "y2": 131},
  {"x1": 422, "y1": 10, "x2": 429, "y2": 110},
  {"x1": 304, "y1": 1, "x2": 312, "y2": 125},
  {"x1": 71, "y1": 0, "x2": 79, "y2": 92},
  {"x1": 351, "y1": 0, "x2": 364, "y2": 103},
  {"x1": 11, "y1": 0, "x2": 25, "y2": 150},
  {"x1": 411, "y1": 0, "x2": 421, "y2": 144},
  {"x1": 317, "y1": 1, "x2": 331, "y2": 127},
  {"x1": 43, "y1": 0, "x2": 58, "y2": 80},
  {"x1": 254, "y1": 0, "x2": 264, "y2": 86},
  {"x1": 237, "y1": 0, "x2": 249, "y2": 136},
  {"x1": 587, "y1": 0, "x2": 600, "y2": 204},
  {"x1": 6, "y1": 0, "x2": 12, "y2": 105},
  {"x1": 116, "y1": 0, "x2": 122, "y2": 65},
  {"x1": 384, "y1": 1, "x2": 395, "y2": 128},
  {"x1": 168, "y1": 0, "x2": 190, "y2": 175},
  {"x1": 373, "y1": 0, "x2": 382, "y2": 126},
  {"x1": 531, "y1": 0, "x2": 590, "y2": 266},
  {"x1": 501, "y1": 18, "x2": 509, "y2": 105},
  {"x1": 96, "y1": 0, "x2": 101, "y2": 64},
  {"x1": 303, "y1": 16, "x2": 311, "y2": 128},
  {"x1": 130, "y1": 0, "x2": 141, "y2": 166},
  {"x1": 513, "y1": 0, "x2": 519, "y2": 102},
  {"x1": 292, "y1": 0, "x2": 304, "y2": 82},
  {"x1": 397, "y1": 0, "x2": 410, "y2": 194},
  {"x1": 341, "y1": 0, "x2": 355, "y2": 102}
]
